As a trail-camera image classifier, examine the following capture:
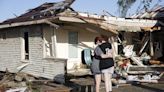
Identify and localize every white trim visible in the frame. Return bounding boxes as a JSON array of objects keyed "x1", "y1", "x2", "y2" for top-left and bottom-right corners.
[
  {"x1": 0, "y1": 19, "x2": 47, "y2": 29},
  {"x1": 53, "y1": 27, "x2": 57, "y2": 57},
  {"x1": 59, "y1": 16, "x2": 86, "y2": 23},
  {"x1": 20, "y1": 35, "x2": 25, "y2": 60},
  {"x1": 51, "y1": 27, "x2": 55, "y2": 57},
  {"x1": 20, "y1": 30, "x2": 25, "y2": 60}
]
